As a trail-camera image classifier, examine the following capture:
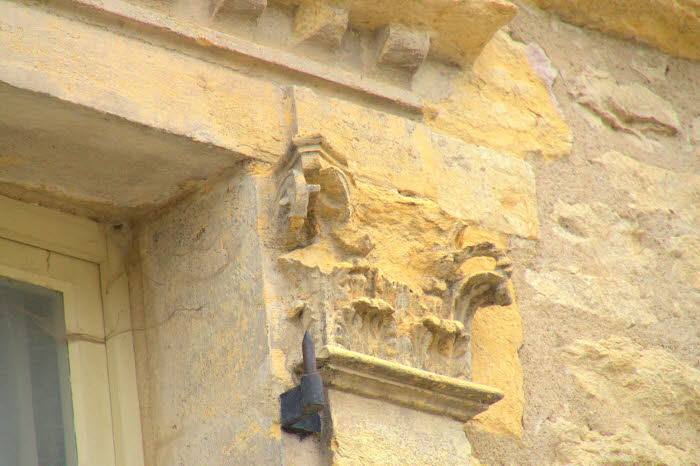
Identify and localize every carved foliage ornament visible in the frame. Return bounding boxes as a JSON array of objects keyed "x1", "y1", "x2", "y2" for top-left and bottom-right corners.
[{"x1": 275, "y1": 135, "x2": 514, "y2": 380}]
